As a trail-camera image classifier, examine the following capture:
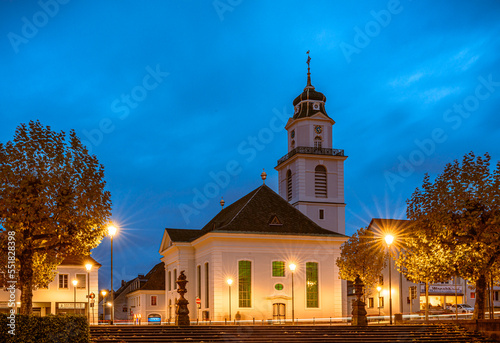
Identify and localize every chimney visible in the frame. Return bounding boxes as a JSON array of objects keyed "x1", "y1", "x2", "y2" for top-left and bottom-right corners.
[{"x1": 121, "y1": 280, "x2": 125, "y2": 287}]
